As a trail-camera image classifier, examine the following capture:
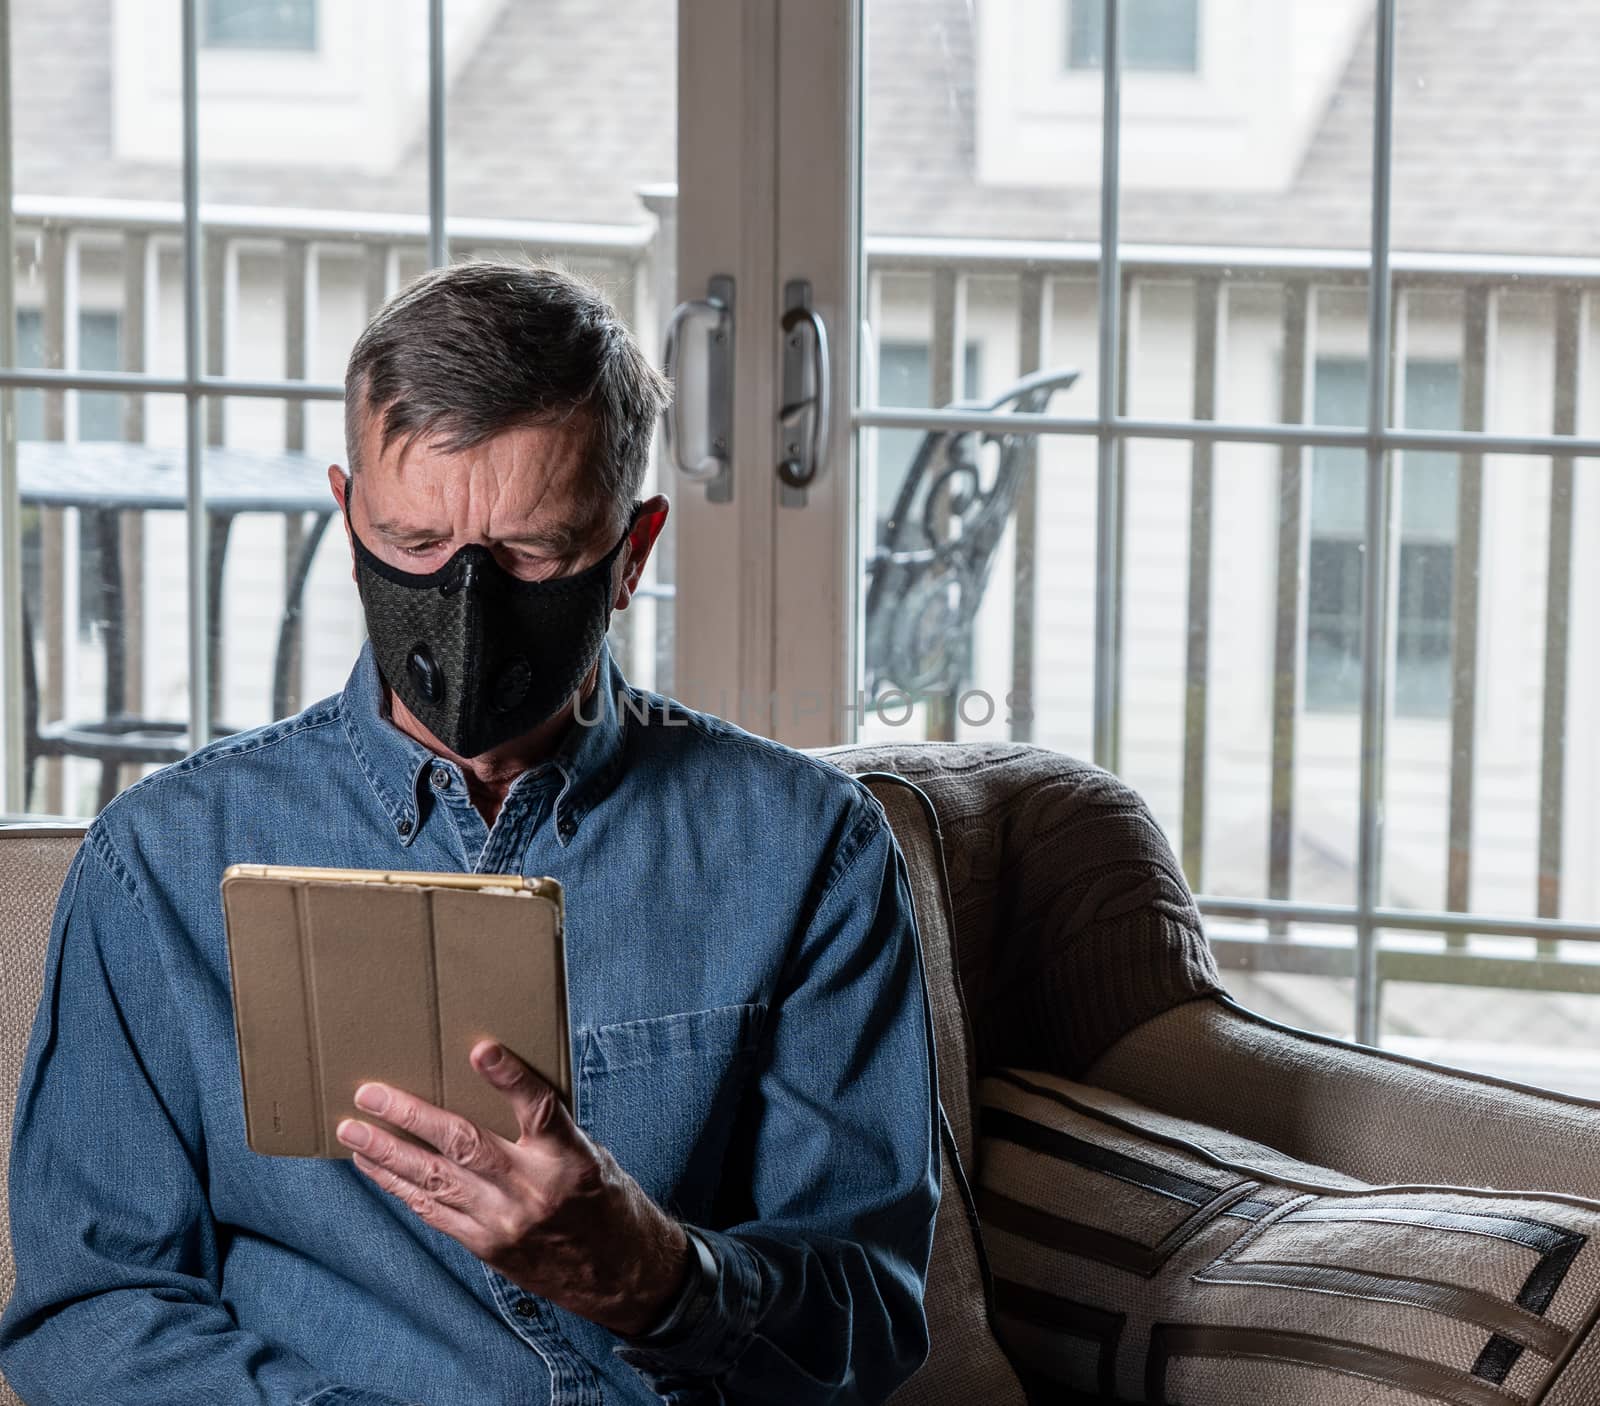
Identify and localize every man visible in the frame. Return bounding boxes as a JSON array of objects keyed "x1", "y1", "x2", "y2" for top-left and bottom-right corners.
[{"x1": 0, "y1": 262, "x2": 939, "y2": 1405}]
